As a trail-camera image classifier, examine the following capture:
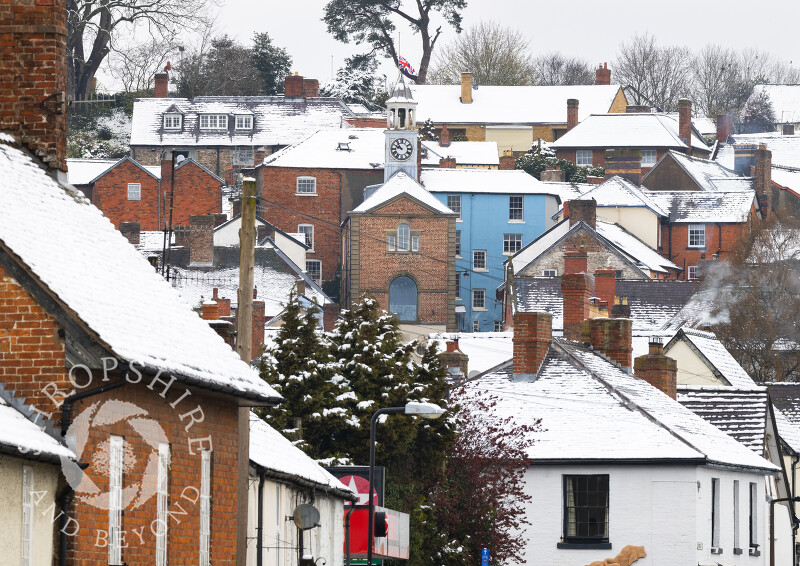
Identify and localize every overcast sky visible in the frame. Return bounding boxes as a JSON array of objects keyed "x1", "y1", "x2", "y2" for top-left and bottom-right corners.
[{"x1": 205, "y1": 0, "x2": 800, "y2": 85}]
